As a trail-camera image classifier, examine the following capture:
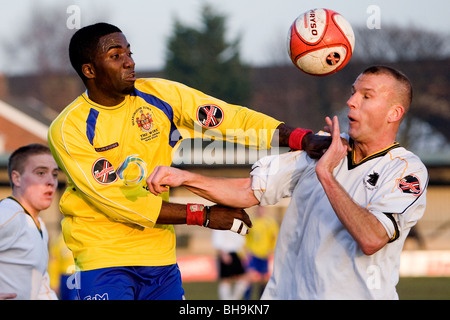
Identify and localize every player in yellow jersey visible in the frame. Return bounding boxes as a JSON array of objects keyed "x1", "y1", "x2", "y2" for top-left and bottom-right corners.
[
  {"x1": 48, "y1": 23, "x2": 329, "y2": 300},
  {"x1": 244, "y1": 207, "x2": 279, "y2": 299}
]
